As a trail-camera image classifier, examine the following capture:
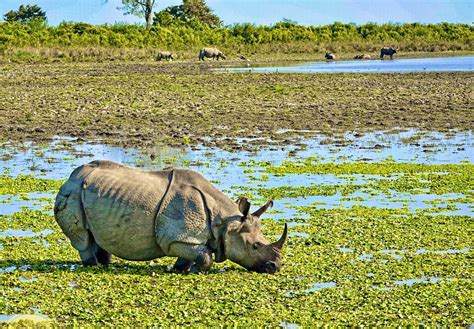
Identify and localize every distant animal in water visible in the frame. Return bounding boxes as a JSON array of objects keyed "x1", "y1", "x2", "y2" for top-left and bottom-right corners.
[
  {"x1": 354, "y1": 54, "x2": 371, "y2": 60},
  {"x1": 325, "y1": 53, "x2": 336, "y2": 60},
  {"x1": 380, "y1": 47, "x2": 397, "y2": 59},
  {"x1": 156, "y1": 51, "x2": 175, "y2": 61},
  {"x1": 54, "y1": 160, "x2": 288, "y2": 274},
  {"x1": 199, "y1": 47, "x2": 226, "y2": 61}
]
